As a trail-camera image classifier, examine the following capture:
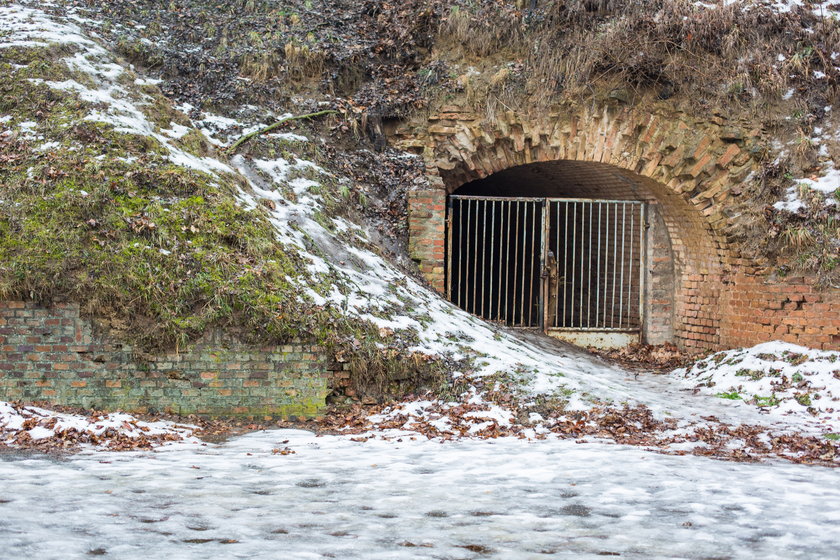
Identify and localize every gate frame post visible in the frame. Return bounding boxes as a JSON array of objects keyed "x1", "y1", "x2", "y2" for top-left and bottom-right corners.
[
  {"x1": 639, "y1": 202, "x2": 648, "y2": 344},
  {"x1": 540, "y1": 200, "x2": 549, "y2": 331},
  {"x1": 446, "y1": 197, "x2": 453, "y2": 302}
]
